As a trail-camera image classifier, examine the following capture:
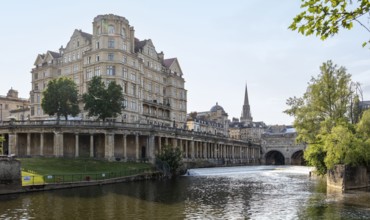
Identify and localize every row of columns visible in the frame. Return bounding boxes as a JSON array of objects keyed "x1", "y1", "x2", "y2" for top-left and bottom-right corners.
[{"x1": 6, "y1": 132, "x2": 260, "y2": 163}]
